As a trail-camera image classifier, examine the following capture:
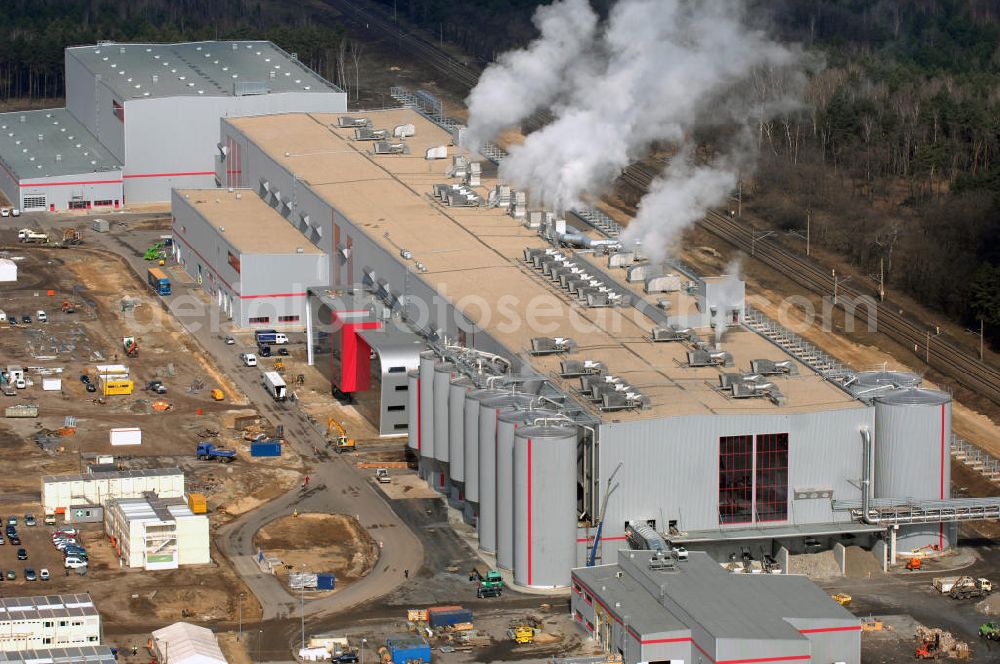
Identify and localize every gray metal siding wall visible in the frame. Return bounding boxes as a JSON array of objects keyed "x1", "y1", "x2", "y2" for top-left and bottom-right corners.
[
  {"x1": 874, "y1": 399, "x2": 951, "y2": 501},
  {"x1": 597, "y1": 406, "x2": 873, "y2": 545},
  {"x1": 64, "y1": 52, "x2": 97, "y2": 133},
  {"x1": 786, "y1": 617, "x2": 861, "y2": 664},
  {"x1": 376, "y1": 355, "x2": 414, "y2": 437},
  {"x1": 170, "y1": 191, "x2": 241, "y2": 321},
  {"x1": 19, "y1": 173, "x2": 123, "y2": 211},
  {"x1": 241, "y1": 253, "x2": 328, "y2": 325},
  {"x1": 122, "y1": 92, "x2": 346, "y2": 203},
  {"x1": 94, "y1": 79, "x2": 125, "y2": 162}
]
